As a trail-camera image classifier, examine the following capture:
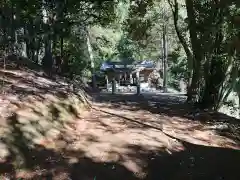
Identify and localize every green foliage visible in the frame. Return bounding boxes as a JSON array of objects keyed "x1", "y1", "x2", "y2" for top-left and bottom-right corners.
[
  {"x1": 165, "y1": 0, "x2": 240, "y2": 110},
  {"x1": 1, "y1": 0, "x2": 240, "y2": 112},
  {"x1": 67, "y1": 28, "x2": 89, "y2": 76},
  {"x1": 0, "y1": 0, "x2": 121, "y2": 76},
  {"x1": 116, "y1": 35, "x2": 138, "y2": 63},
  {"x1": 124, "y1": 0, "x2": 155, "y2": 46},
  {"x1": 90, "y1": 25, "x2": 122, "y2": 68},
  {"x1": 169, "y1": 51, "x2": 188, "y2": 81}
]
